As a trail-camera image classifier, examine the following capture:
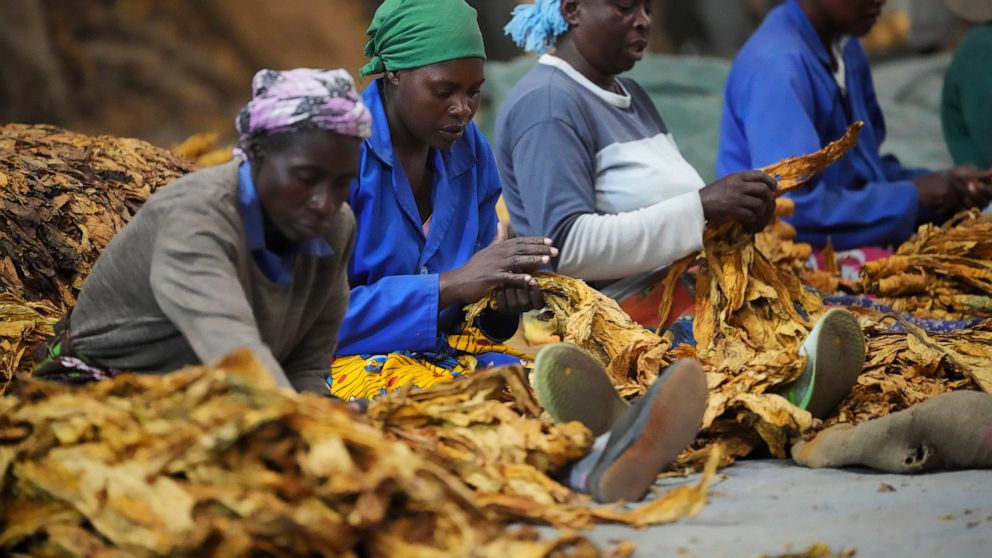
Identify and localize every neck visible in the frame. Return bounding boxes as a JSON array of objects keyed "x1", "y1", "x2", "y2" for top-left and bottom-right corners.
[
  {"x1": 554, "y1": 39, "x2": 616, "y2": 91},
  {"x1": 262, "y1": 211, "x2": 296, "y2": 256},
  {"x1": 797, "y1": 0, "x2": 840, "y2": 55},
  {"x1": 381, "y1": 82, "x2": 430, "y2": 164}
]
